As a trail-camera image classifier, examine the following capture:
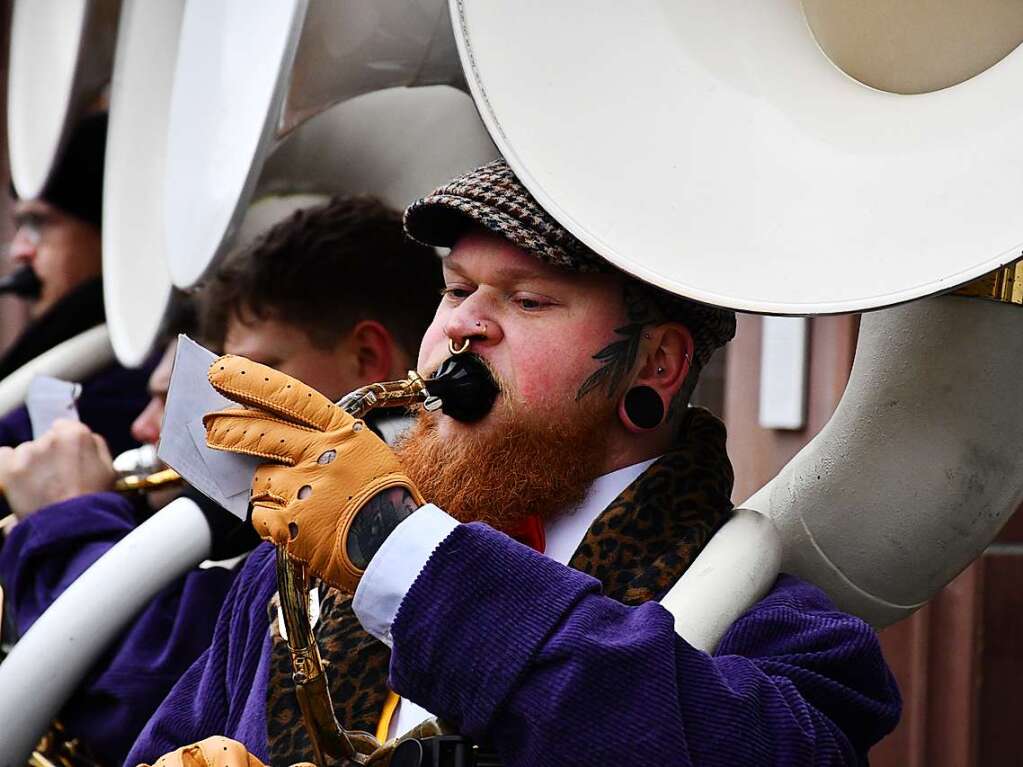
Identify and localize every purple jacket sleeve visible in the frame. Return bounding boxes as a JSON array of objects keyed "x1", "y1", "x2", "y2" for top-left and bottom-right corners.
[
  {"x1": 0, "y1": 405, "x2": 32, "y2": 448},
  {"x1": 127, "y1": 543, "x2": 278, "y2": 765},
  {"x1": 389, "y1": 523, "x2": 901, "y2": 767},
  {"x1": 0, "y1": 493, "x2": 237, "y2": 766}
]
